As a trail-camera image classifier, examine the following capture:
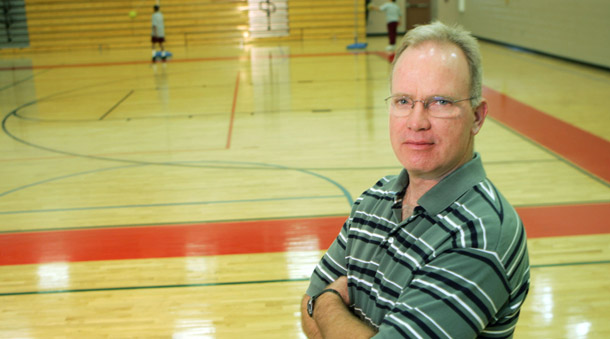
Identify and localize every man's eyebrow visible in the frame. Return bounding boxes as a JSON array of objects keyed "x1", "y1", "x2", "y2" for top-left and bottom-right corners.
[{"x1": 390, "y1": 93, "x2": 454, "y2": 98}]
